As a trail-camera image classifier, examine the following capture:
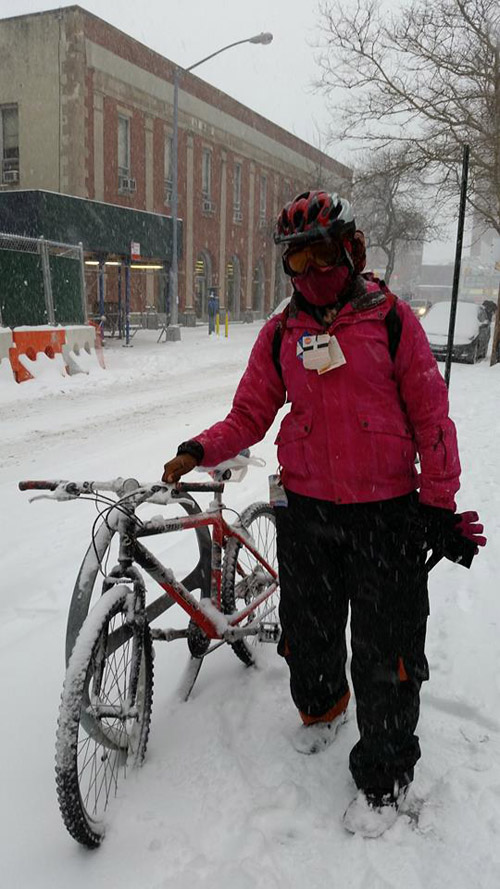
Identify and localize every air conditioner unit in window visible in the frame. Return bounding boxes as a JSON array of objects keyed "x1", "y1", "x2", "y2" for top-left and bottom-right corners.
[
  {"x1": 119, "y1": 176, "x2": 136, "y2": 192},
  {"x1": 233, "y1": 209, "x2": 243, "y2": 223},
  {"x1": 2, "y1": 169, "x2": 19, "y2": 184}
]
